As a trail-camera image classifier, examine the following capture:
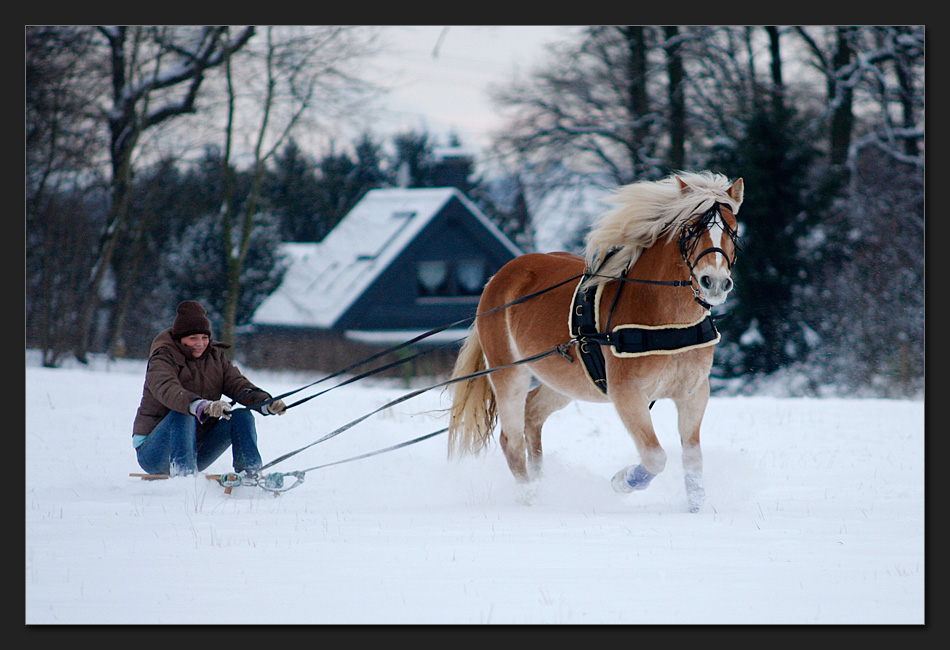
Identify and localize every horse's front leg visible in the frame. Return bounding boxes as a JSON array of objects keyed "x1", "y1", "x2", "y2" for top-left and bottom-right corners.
[
  {"x1": 609, "y1": 391, "x2": 667, "y2": 494},
  {"x1": 674, "y1": 382, "x2": 710, "y2": 512}
]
